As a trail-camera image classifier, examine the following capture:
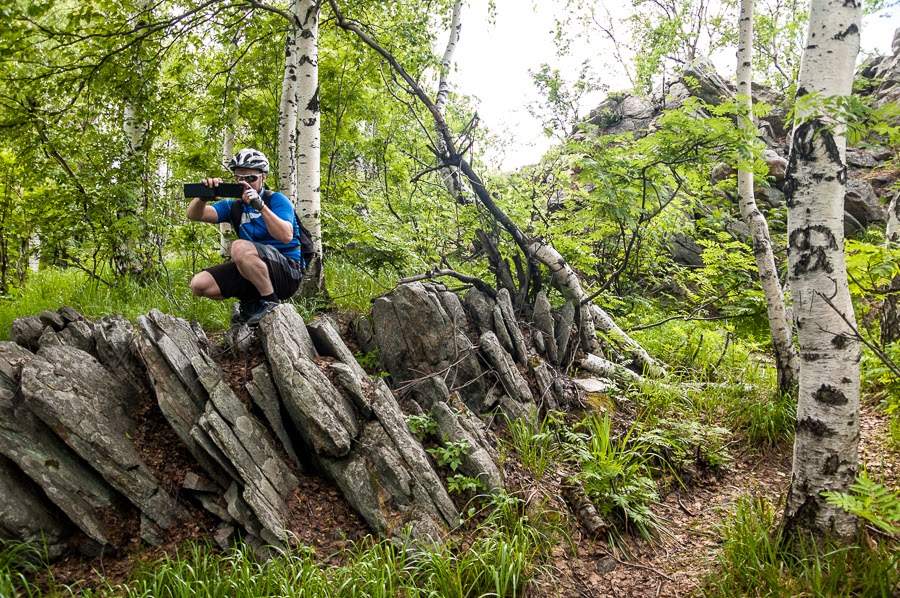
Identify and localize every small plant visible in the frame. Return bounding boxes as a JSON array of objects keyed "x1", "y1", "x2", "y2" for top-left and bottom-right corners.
[
  {"x1": 505, "y1": 412, "x2": 564, "y2": 480},
  {"x1": 705, "y1": 494, "x2": 900, "y2": 596},
  {"x1": 427, "y1": 439, "x2": 470, "y2": 471},
  {"x1": 354, "y1": 349, "x2": 387, "y2": 377},
  {"x1": 446, "y1": 474, "x2": 485, "y2": 495},
  {"x1": 823, "y1": 472, "x2": 900, "y2": 536},
  {"x1": 560, "y1": 413, "x2": 662, "y2": 541},
  {"x1": 405, "y1": 414, "x2": 437, "y2": 441}
]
